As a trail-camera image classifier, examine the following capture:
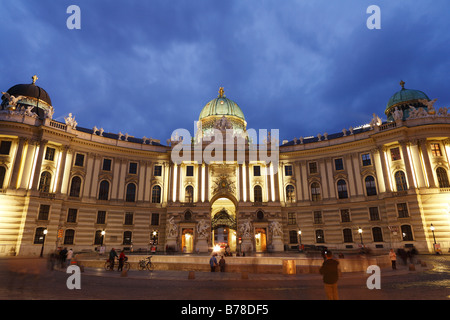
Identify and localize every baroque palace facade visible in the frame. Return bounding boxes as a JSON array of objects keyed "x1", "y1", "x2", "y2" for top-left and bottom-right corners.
[{"x1": 0, "y1": 77, "x2": 449, "y2": 256}]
